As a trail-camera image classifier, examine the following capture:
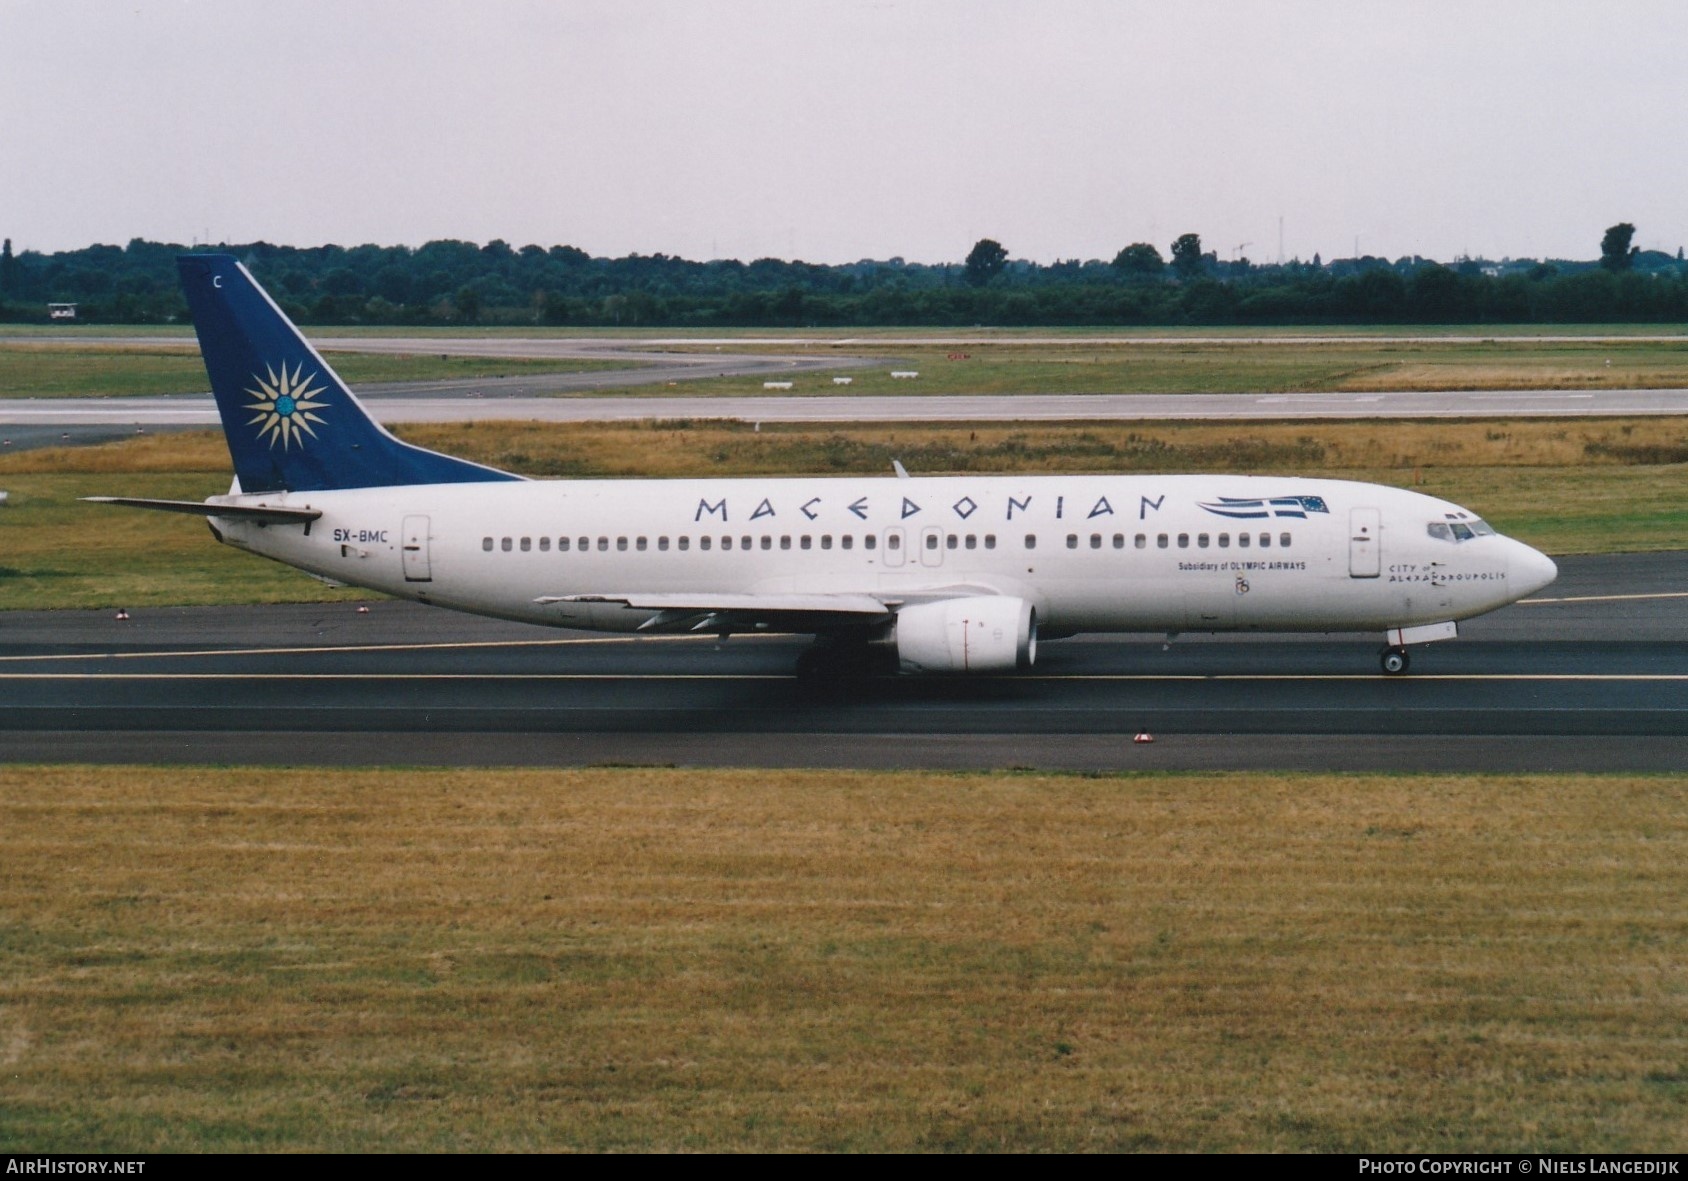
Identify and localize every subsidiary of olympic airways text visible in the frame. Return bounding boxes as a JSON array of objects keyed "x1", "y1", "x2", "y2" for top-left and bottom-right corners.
[{"x1": 1361, "y1": 1163, "x2": 1680, "y2": 1176}]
